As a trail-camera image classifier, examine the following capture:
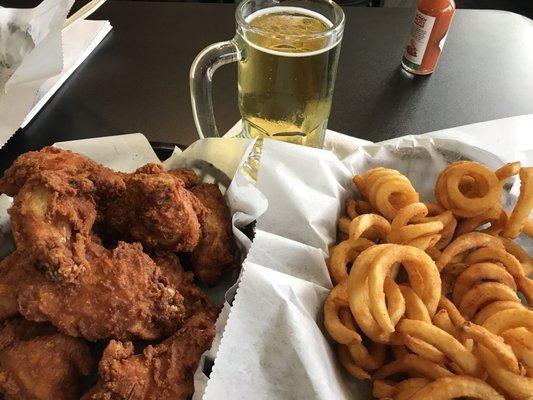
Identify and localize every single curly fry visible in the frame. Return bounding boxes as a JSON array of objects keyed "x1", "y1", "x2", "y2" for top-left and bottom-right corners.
[
  {"x1": 394, "y1": 378, "x2": 429, "y2": 400},
  {"x1": 329, "y1": 237, "x2": 375, "y2": 284},
  {"x1": 436, "y1": 232, "x2": 504, "y2": 271},
  {"x1": 409, "y1": 376, "x2": 505, "y2": 400},
  {"x1": 397, "y1": 319, "x2": 483, "y2": 378},
  {"x1": 459, "y1": 282, "x2": 520, "y2": 320},
  {"x1": 495, "y1": 161, "x2": 521, "y2": 182},
  {"x1": 452, "y1": 262, "x2": 516, "y2": 305},
  {"x1": 348, "y1": 213, "x2": 391, "y2": 242},
  {"x1": 399, "y1": 285, "x2": 431, "y2": 323},
  {"x1": 368, "y1": 245, "x2": 441, "y2": 333},
  {"x1": 324, "y1": 281, "x2": 361, "y2": 345},
  {"x1": 499, "y1": 237, "x2": 533, "y2": 275},
  {"x1": 347, "y1": 245, "x2": 402, "y2": 343},
  {"x1": 339, "y1": 308, "x2": 387, "y2": 371},
  {"x1": 482, "y1": 308, "x2": 533, "y2": 335},
  {"x1": 476, "y1": 343, "x2": 533, "y2": 399},
  {"x1": 472, "y1": 301, "x2": 525, "y2": 325},
  {"x1": 372, "y1": 354, "x2": 453, "y2": 381},
  {"x1": 503, "y1": 167, "x2": 533, "y2": 238},
  {"x1": 501, "y1": 327, "x2": 533, "y2": 368},
  {"x1": 464, "y1": 247, "x2": 525, "y2": 278},
  {"x1": 356, "y1": 168, "x2": 419, "y2": 220},
  {"x1": 436, "y1": 161, "x2": 501, "y2": 217},
  {"x1": 460, "y1": 321, "x2": 521, "y2": 373},
  {"x1": 337, "y1": 344, "x2": 370, "y2": 380}
]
